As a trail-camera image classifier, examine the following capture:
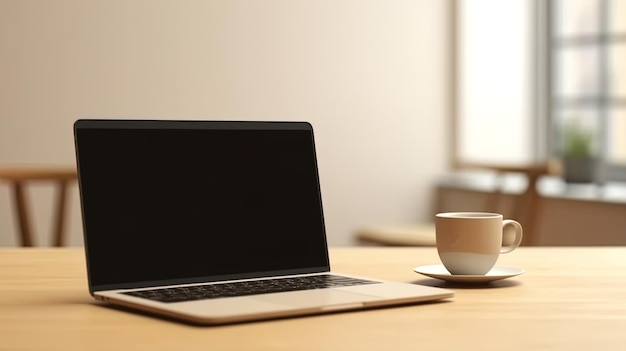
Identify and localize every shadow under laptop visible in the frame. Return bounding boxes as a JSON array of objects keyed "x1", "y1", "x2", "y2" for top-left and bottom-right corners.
[
  {"x1": 96, "y1": 302, "x2": 212, "y2": 327},
  {"x1": 94, "y1": 298, "x2": 454, "y2": 327}
]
